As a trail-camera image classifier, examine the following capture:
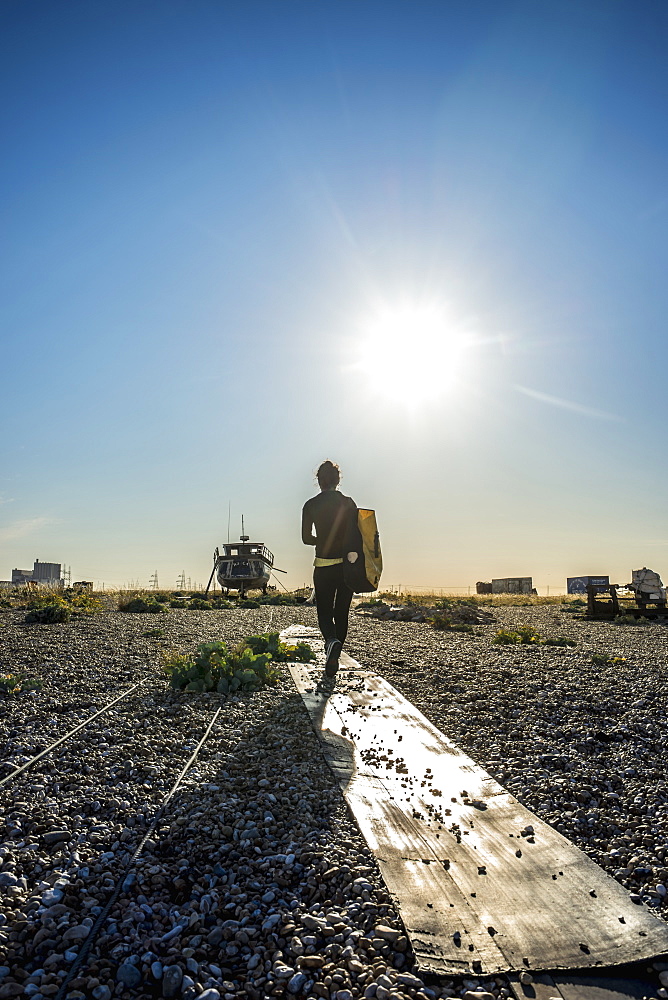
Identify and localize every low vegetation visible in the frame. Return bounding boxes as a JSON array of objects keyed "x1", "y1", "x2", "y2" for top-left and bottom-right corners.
[
  {"x1": 377, "y1": 590, "x2": 577, "y2": 608},
  {"x1": 22, "y1": 589, "x2": 103, "y2": 624},
  {"x1": 614, "y1": 614, "x2": 651, "y2": 626},
  {"x1": 492, "y1": 626, "x2": 576, "y2": 647},
  {"x1": 0, "y1": 672, "x2": 42, "y2": 696},
  {"x1": 590, "y1": 652, "x2": 627, "y2": 666},
  {"x1": 119, "y1": 596, "x2": 168, "y2": 614},
  {"x1": 428, "y1": 612, "x2": 474, "y2": 633},
  {"x1": 163, "y1": 632, "x2": 316, "y2": 694}
]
